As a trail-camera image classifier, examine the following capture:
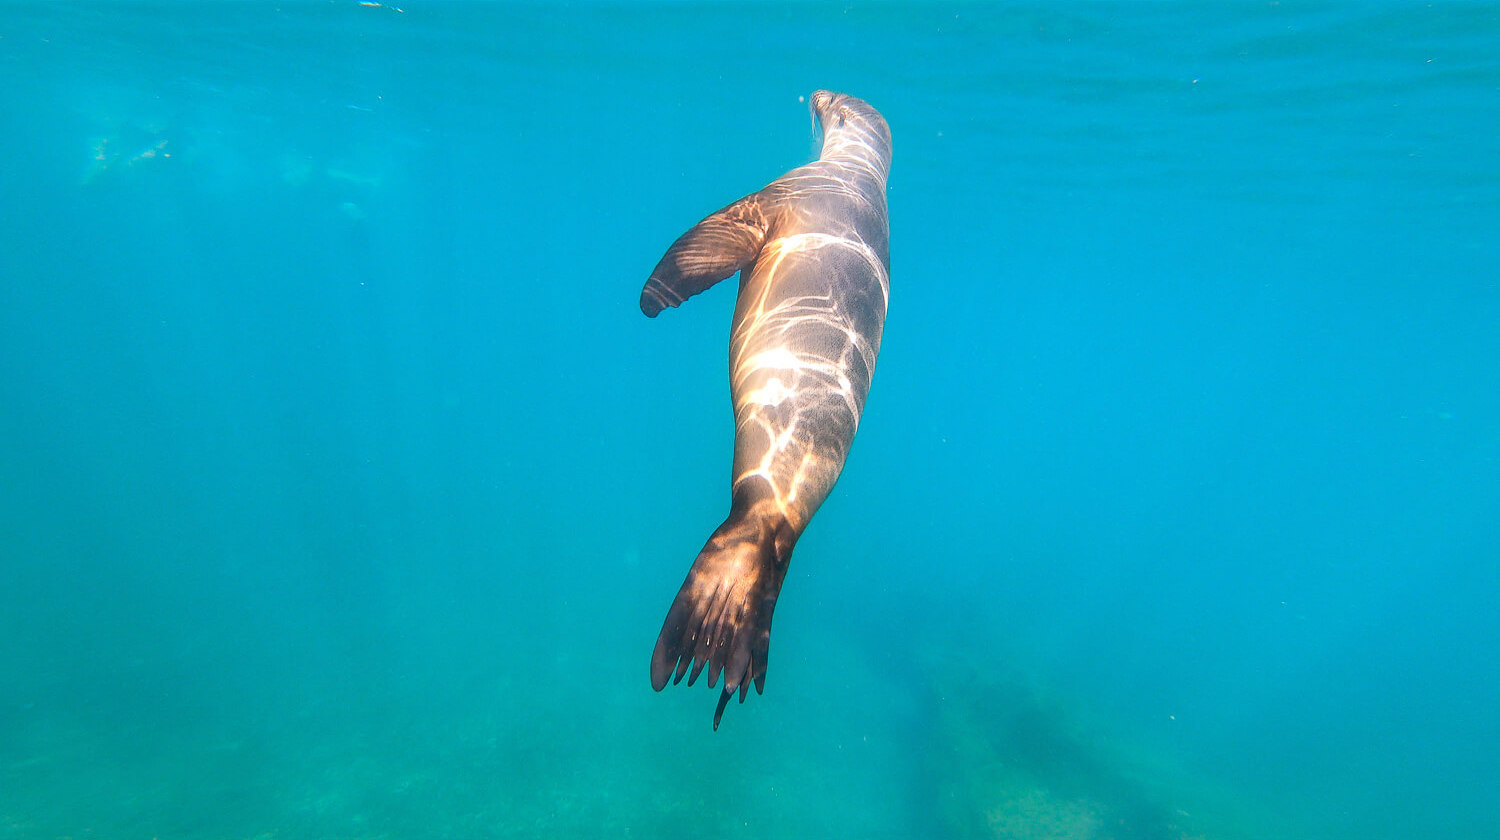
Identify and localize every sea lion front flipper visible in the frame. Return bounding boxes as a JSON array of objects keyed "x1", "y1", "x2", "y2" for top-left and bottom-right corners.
[{"x1": 640, "y1": 194, "x2": 770, "y2": 317}]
